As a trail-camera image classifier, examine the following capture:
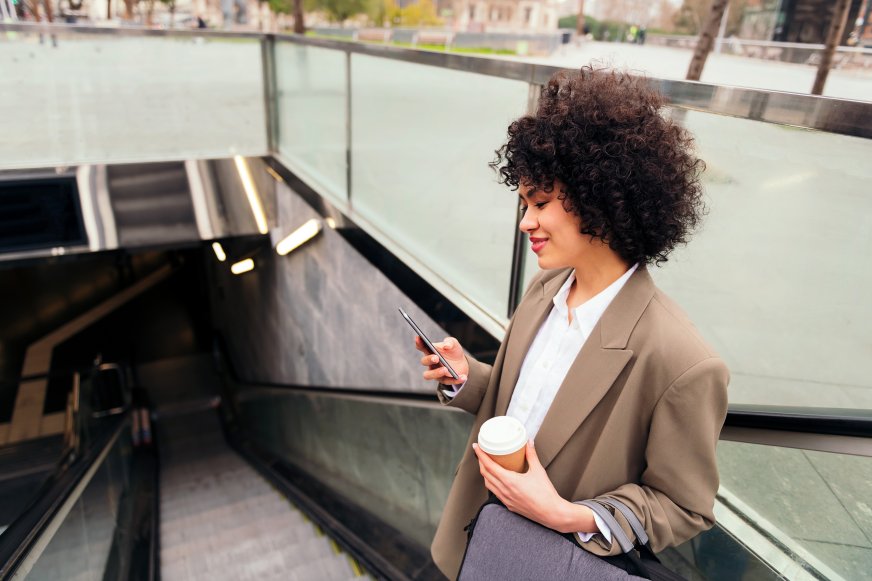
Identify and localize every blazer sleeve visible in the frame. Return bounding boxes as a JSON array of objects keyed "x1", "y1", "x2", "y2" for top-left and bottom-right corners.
[
  {"x1": 433, "y1": 268, "x2": 550, "y2": 415},
  {"x1": 435, "y1": 356, "x2": 493, "y2": 414},
  {"x1": 577, "y1": 356, "x2": 730, "y2": 555}
]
